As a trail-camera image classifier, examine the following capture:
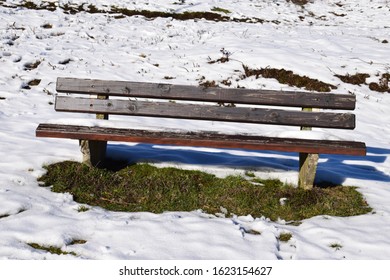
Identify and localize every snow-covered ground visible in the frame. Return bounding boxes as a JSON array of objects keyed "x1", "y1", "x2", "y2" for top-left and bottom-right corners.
[{"x1": 1, "y1": 0, "x2": 390, "y2": 260}]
